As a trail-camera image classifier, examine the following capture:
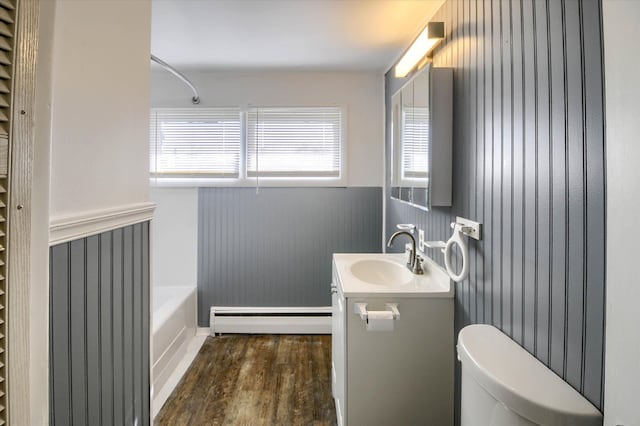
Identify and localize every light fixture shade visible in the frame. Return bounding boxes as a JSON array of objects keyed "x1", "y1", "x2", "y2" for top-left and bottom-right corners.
[{"x1": 395, "y1": 22, "x2": 445, "y2": 78}]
